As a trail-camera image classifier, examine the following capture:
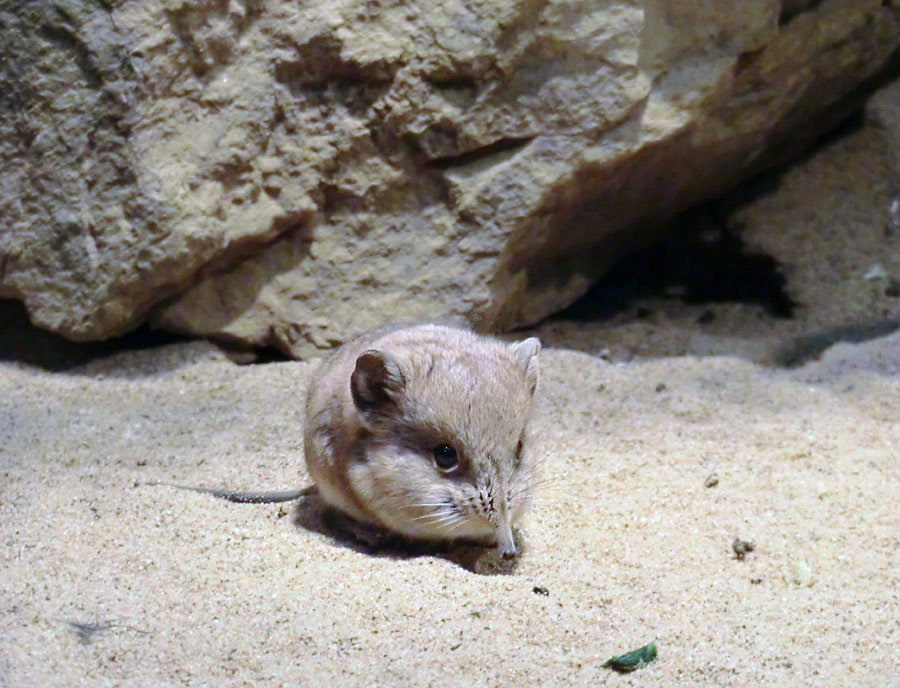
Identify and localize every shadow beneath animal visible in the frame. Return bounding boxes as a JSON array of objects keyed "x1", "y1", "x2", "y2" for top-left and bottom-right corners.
[{"x1": 291, "y1": 486, "x2": 521, "y2": 575}]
